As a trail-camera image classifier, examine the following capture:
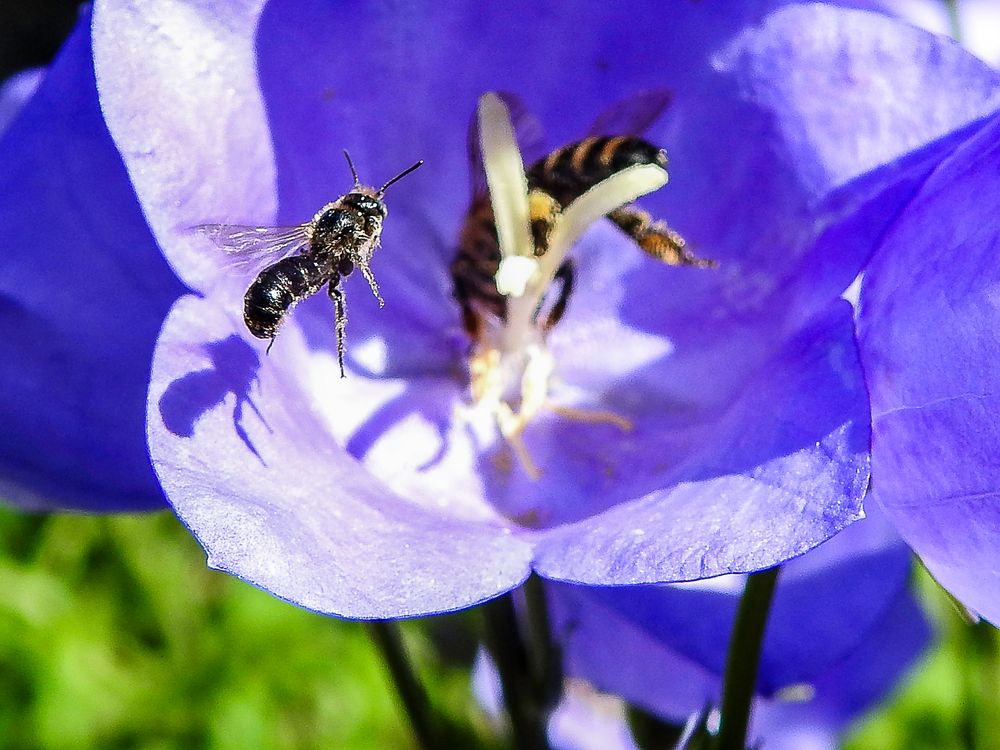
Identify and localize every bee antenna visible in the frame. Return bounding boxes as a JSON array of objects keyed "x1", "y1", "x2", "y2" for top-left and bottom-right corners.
[
  {"x1": 378, "y1": 159, "x2": 424, "y2": 196},
  {"x1": 343, "y1": 150, "x2": 361, "y2": 187}
]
